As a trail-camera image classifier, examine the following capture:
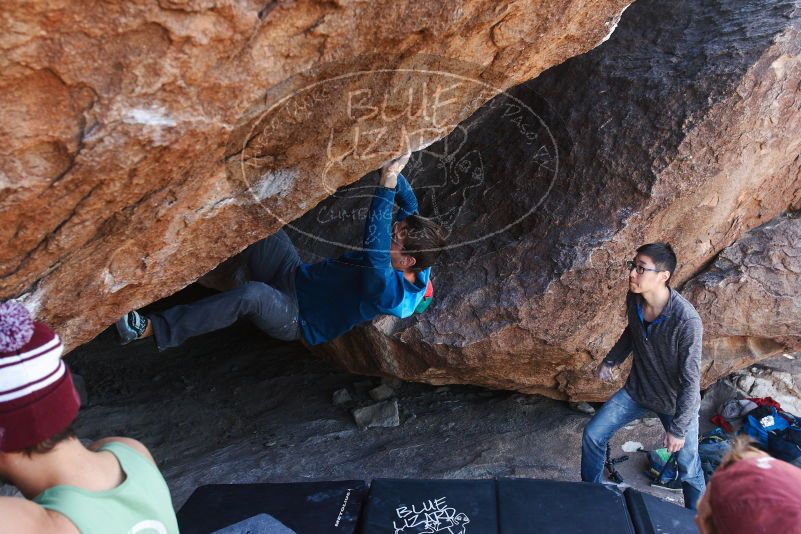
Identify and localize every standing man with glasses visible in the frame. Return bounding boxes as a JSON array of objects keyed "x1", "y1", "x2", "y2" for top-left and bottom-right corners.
[{"x1": 580, "y1": 243, "x2": 706, "y2": 510}]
